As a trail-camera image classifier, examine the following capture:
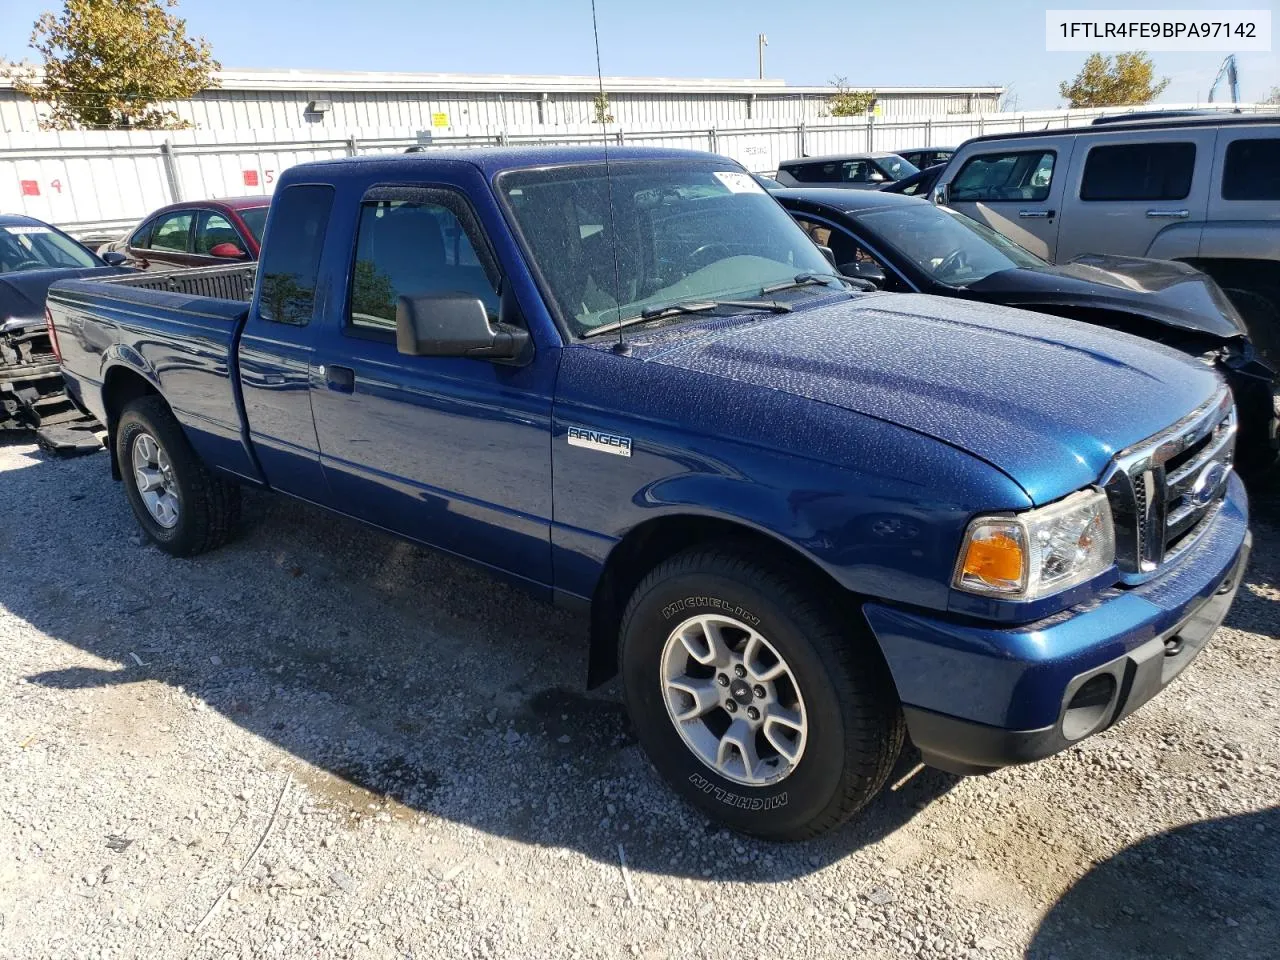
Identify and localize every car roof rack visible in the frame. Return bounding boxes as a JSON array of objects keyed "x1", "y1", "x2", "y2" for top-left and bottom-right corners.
[{"x1": 1091, "y1": 108, "x2": 1241, "y2": 125}]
